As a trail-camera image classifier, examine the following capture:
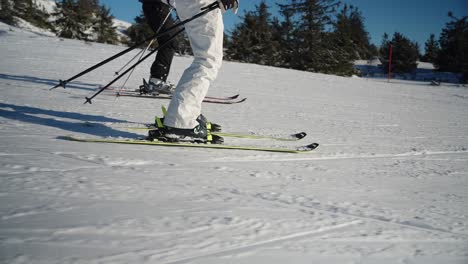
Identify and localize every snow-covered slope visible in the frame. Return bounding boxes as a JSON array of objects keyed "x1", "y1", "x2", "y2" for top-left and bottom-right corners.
[{"x1": 1, "y1": 22, "x2": 468, "y2": 264}]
